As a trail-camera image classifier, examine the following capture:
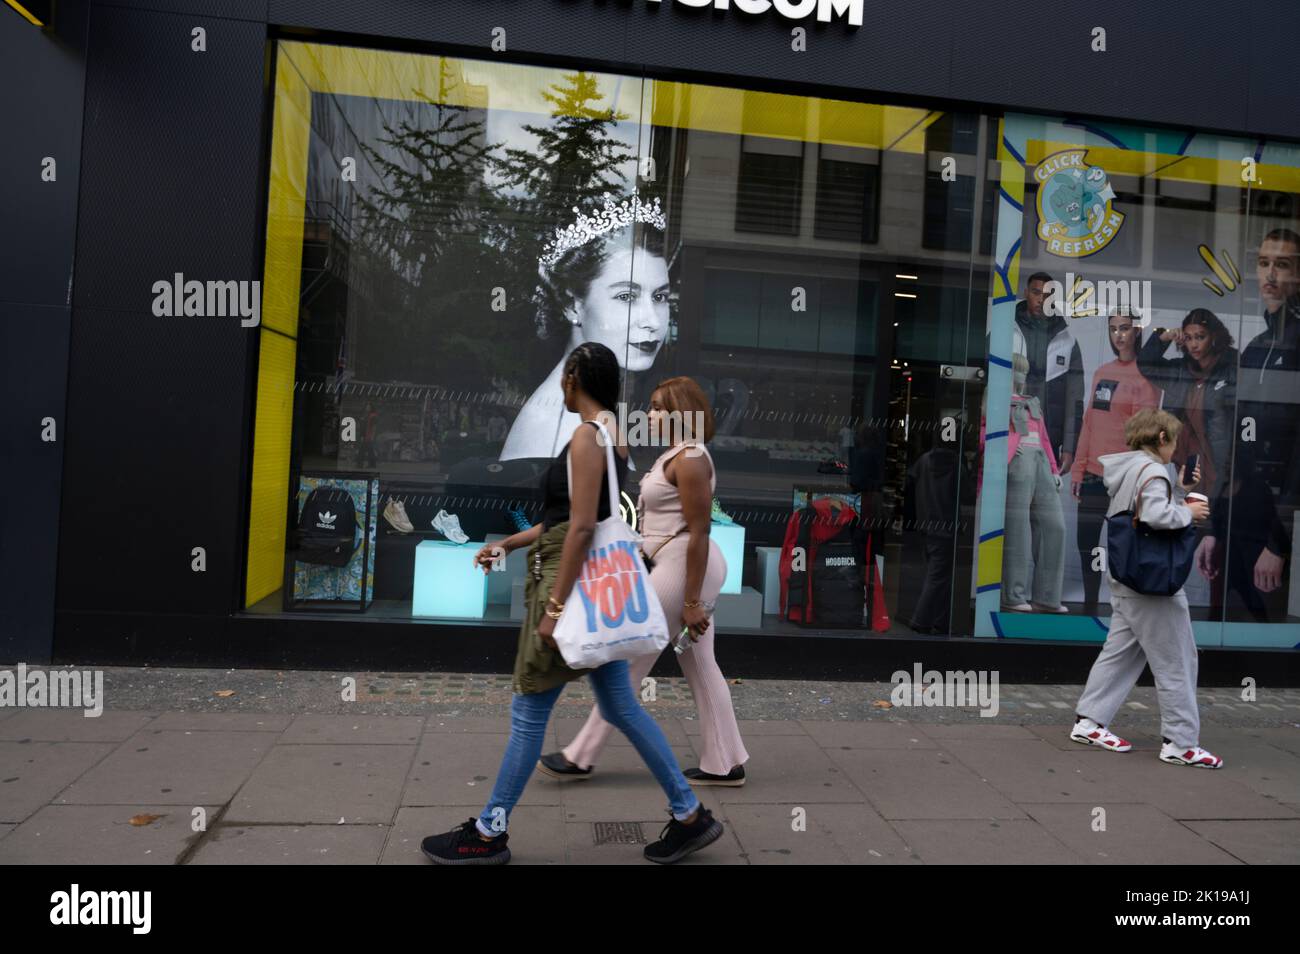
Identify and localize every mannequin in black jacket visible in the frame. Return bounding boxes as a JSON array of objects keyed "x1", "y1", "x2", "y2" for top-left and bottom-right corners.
[{"x1": 1195, "y1": 229, "x2": 1300, "y2": 621}]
